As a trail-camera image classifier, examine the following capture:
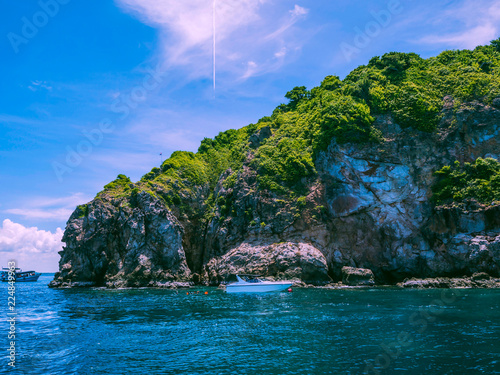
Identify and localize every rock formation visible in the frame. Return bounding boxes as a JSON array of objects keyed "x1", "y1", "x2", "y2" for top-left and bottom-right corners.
[
  {"x1": 52, "y1": 192, "x2": 191, "y2": 288},
  {"x1": 50, "y1": 45, "x2": 500, "y2": 288},
  {"x1": 205, "y1": 242, "x2": 330, "y2": 285},
  {"x1": 342, "y1": 267, "x2": 375, "y2": 286},
  {"x1": 50, "y1": 98, "x2": 500, "y2": 288}
]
